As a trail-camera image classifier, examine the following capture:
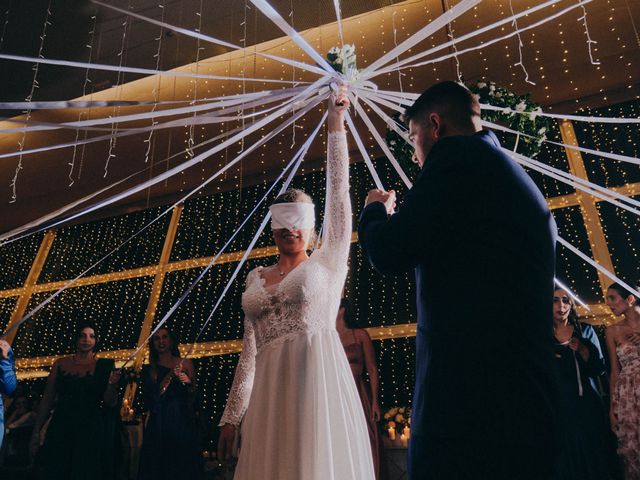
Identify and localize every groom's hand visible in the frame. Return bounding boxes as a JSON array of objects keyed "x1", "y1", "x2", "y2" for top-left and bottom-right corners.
[{"x1": 365, "y1": 189, "x2": 396, "y2": 215}]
